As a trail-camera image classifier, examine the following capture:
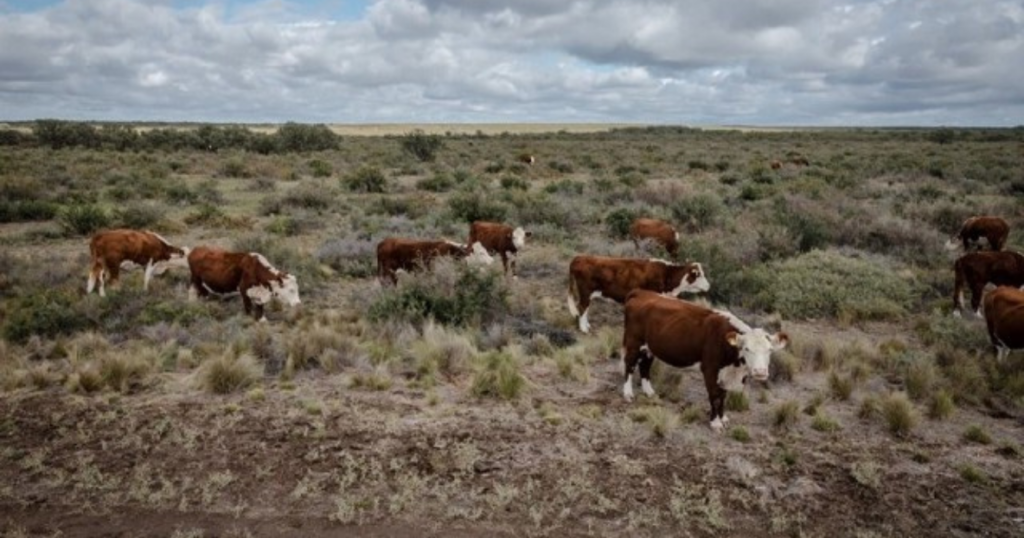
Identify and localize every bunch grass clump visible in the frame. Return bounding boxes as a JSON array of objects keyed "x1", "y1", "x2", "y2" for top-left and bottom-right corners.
[
  {"x1": 470, "y1": 351, "x2": 525, "y2": 400},
  {"x1": 195, "y1": 353, "x2": 262, "y2": 394}
]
